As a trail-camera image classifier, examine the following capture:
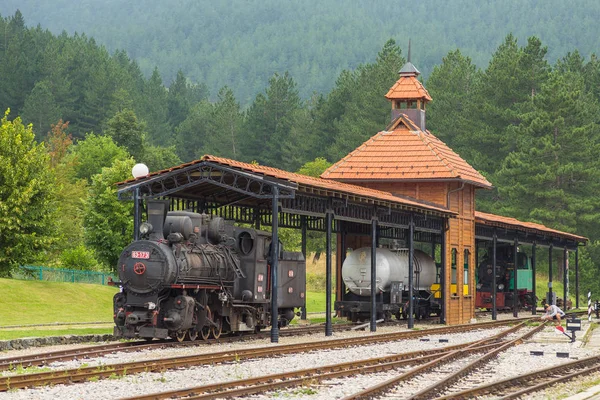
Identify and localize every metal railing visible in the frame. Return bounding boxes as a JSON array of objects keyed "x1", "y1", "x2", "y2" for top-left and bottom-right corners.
[{"x1": 16, "y1": 265, "x2": 115, "y2": 285}]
